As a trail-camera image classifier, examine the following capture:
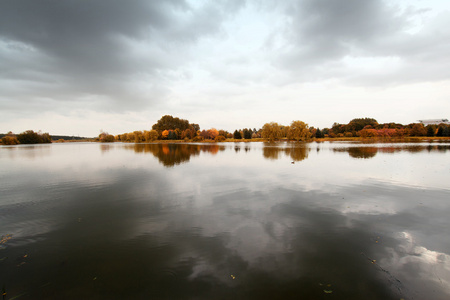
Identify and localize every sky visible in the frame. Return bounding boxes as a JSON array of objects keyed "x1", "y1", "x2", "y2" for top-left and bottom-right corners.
[{"x1": 1, "y1": 0, "x2": 450, "y2": 137}]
